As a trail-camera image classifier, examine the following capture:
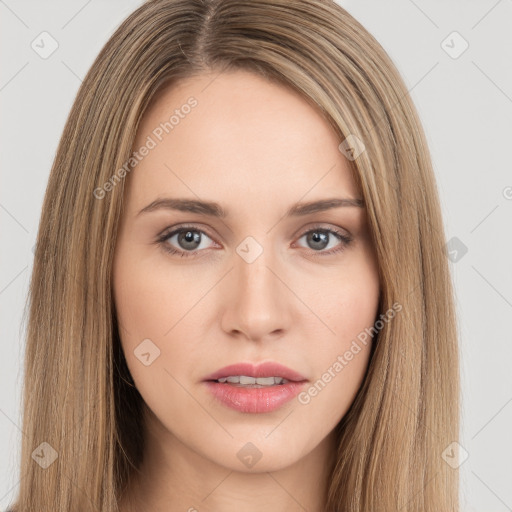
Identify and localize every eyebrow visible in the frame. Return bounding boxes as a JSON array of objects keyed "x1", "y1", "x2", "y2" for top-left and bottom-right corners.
[{"x1": 137, "y1": 196, "x2": 364, "y2": 218}]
